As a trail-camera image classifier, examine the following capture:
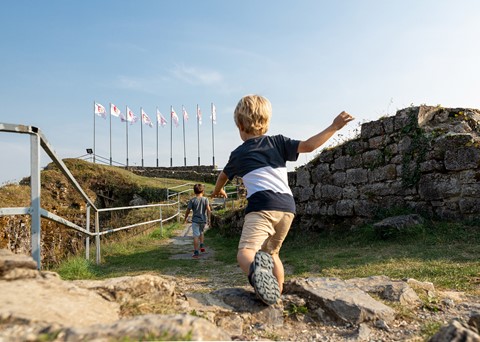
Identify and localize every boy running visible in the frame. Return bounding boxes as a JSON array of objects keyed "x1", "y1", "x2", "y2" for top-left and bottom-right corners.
[{"x1": 212, "y1": 94, "x2": 354, "y2": 304}]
